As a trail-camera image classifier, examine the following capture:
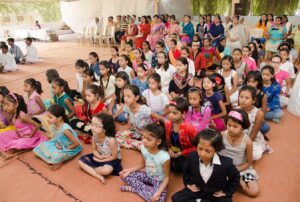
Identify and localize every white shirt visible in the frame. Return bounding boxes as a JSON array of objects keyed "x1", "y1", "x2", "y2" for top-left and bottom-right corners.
[
  {"x1": 26, "y1": 45, "x2": 38, "y2": 63},
  {"x1": 118, "y1": 66, "x2": 133, "y2": 82},
  {"x1": 188, "y1": 58, "x2": 195, "y2": 76},
  {"x1": 155, "y1": 64, "x2": 177, "y2": 94},
  {"x1": 76, "y1": 73, "x2": 83, "y2": 92},
  {"x1": 0, "y1": 52, "x2": 17, "y2": 71},
  {"x1": 199, "y1": 153, "x2": 221, "y2": 183},
  {"x1": 280, "y1": 61, "x2": 295, "y2": 79}
]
